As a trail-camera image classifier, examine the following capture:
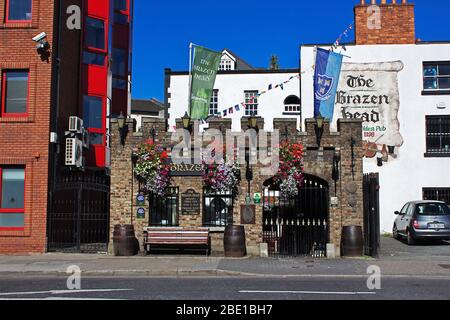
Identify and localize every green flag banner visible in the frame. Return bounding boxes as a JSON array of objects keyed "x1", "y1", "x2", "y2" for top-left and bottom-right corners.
[{"x1": 190, "y1": 46, "x2": 222, "y2": 120}]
